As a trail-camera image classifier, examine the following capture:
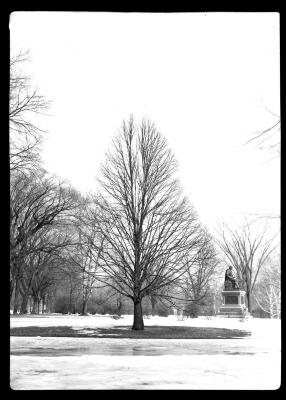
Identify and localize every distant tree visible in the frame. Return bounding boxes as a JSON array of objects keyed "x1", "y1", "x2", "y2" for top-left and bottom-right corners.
[
  {"x1": 68, "y1": 217, "x2": 104, "y2": 315},
  {"x1": 253, "y1": 255, "x2": 281, "y2": 319},
  {"x1": 180, "y1": 231, "x2": 220, "y2": 317},
  {"x1": 17, "y1": 225, "x2": 72, "y2": 314},
  {"x1": 88, "y1": 116, "x2": 204, "y2": 330},
  {"x1": 10, "y1": 170, "x2": 79, "y2": 313},
  {"x1": 217, "y1": 221, "x2": 277, "y2": 313},
  {"x1": 55, "y1": 261, "x2": 82, "y2": 314},
  {"x1": 29, "y1": 252, "x2": 61, "y2": 314}
]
